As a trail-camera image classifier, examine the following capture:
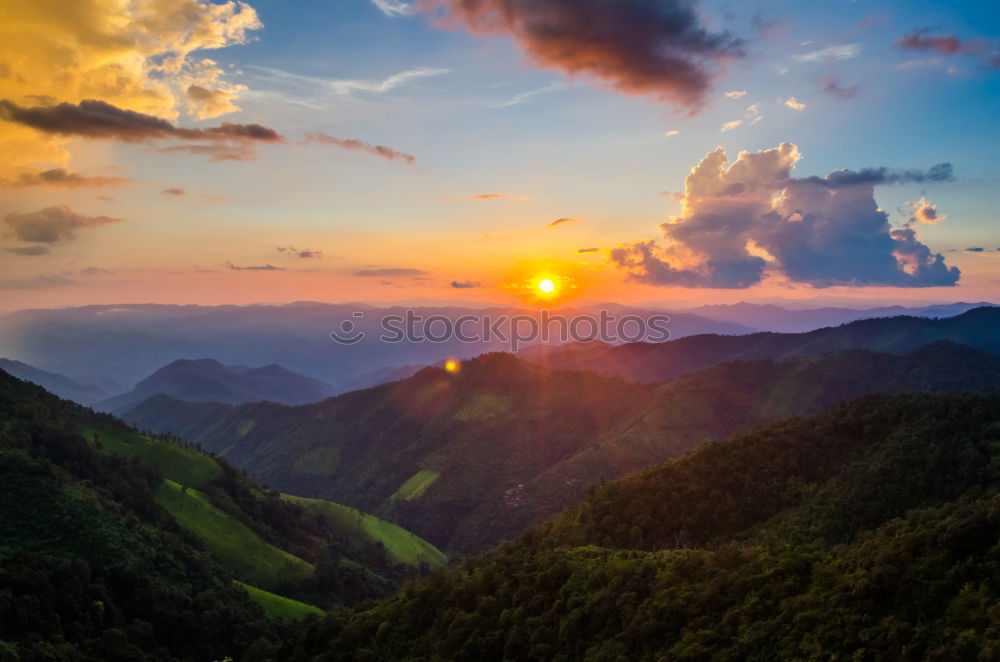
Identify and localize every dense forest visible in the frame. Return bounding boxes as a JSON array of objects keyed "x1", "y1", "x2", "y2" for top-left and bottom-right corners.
[{"x1": 289, "y1": 392, "x2": 1000, "y2": 661}]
